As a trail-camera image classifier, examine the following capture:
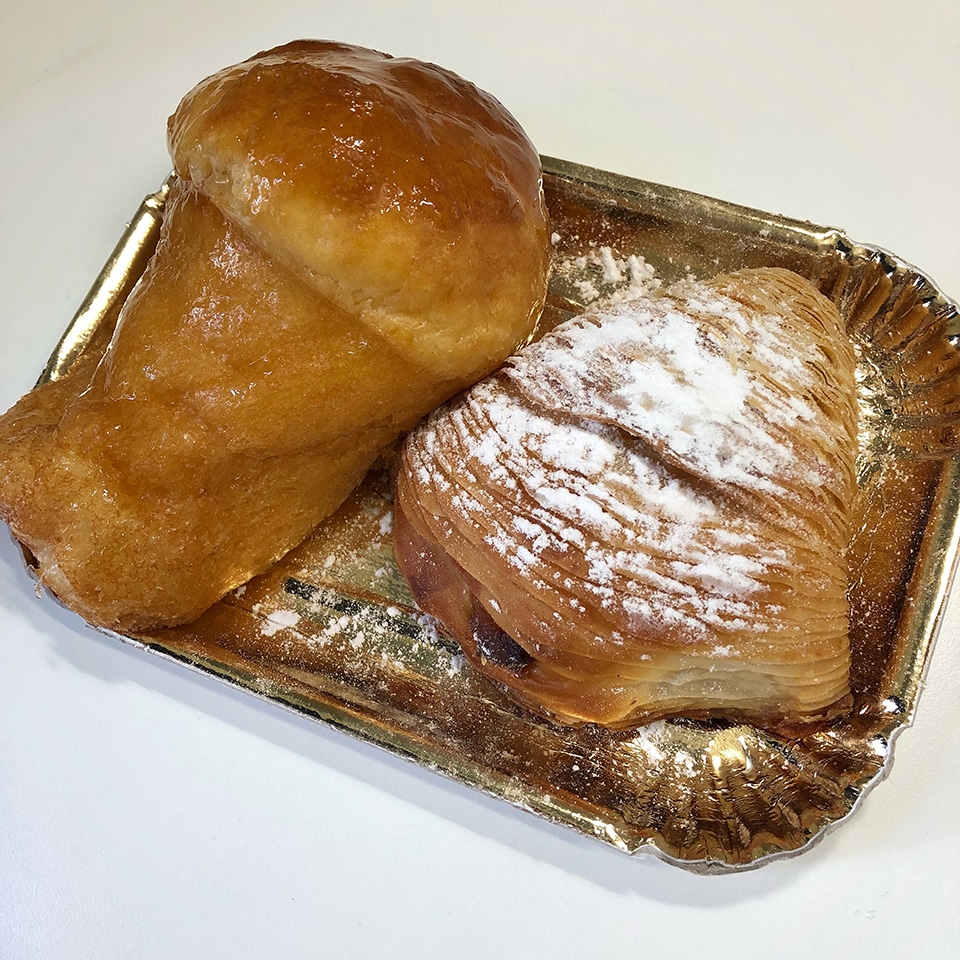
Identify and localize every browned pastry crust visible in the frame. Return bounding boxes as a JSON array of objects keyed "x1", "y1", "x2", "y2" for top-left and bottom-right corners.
[
  {"x1": 0, "y1": 41, "x2": 550, "y2": 631},
  {"x1": 394, "y1": 268, "x2": 858, "y2": 729}
]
